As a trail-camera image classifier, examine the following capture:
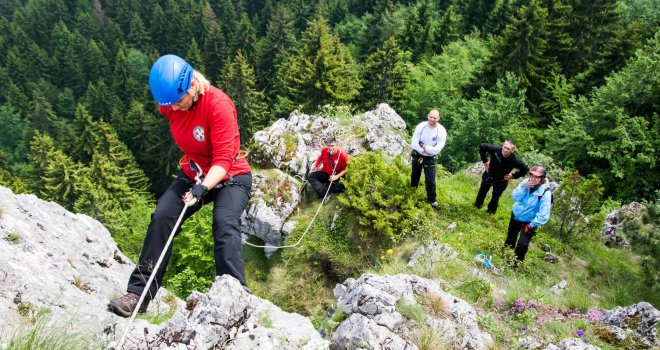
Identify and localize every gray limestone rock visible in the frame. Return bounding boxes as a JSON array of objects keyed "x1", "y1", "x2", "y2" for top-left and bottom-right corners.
[
  {"x1": 602, "y1": 302, "x2": 660, "y2": 348},
  {"x1": 0, "y1": 186, "x2": 179, "y2": 345},
  {"x1": 327, "y1": 273, "x2": 491, "y2": 350},
  {"x1": 116, "y1": 275, "x2": 329, "y2": 350},
  {"x1": 240, "y1": 170, "x2": 300, "y2": 255}
]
